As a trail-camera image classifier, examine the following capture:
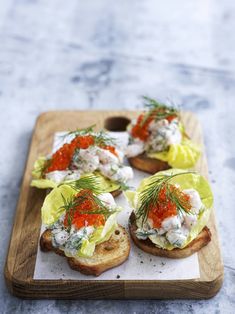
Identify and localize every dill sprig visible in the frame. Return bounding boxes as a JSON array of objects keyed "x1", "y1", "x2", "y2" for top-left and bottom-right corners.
[
  {"x1": 118, "y1": 181, "x2": 132, "y2": 191},
  {"x1": 61, "y1": 175, "x2": 102, "y2": 194},
  {"x1": 93, "y1": 130, "x2": 117, "y2": 147},
  {"x1": 61, "y1": 125, "x2": 96, "y2": 139},
  {"x1": 60, "y1": 189, "x2": 118, "y2": 230},
  {"x1": 140, "y1": 96, "x2": 179, "y2": 127},
  {"x1": 60, "y1": 125, "x2": 117, "y2": 147},
  {"x1": 136, "y1": 171, "x2": 195, "y2": 225}
]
